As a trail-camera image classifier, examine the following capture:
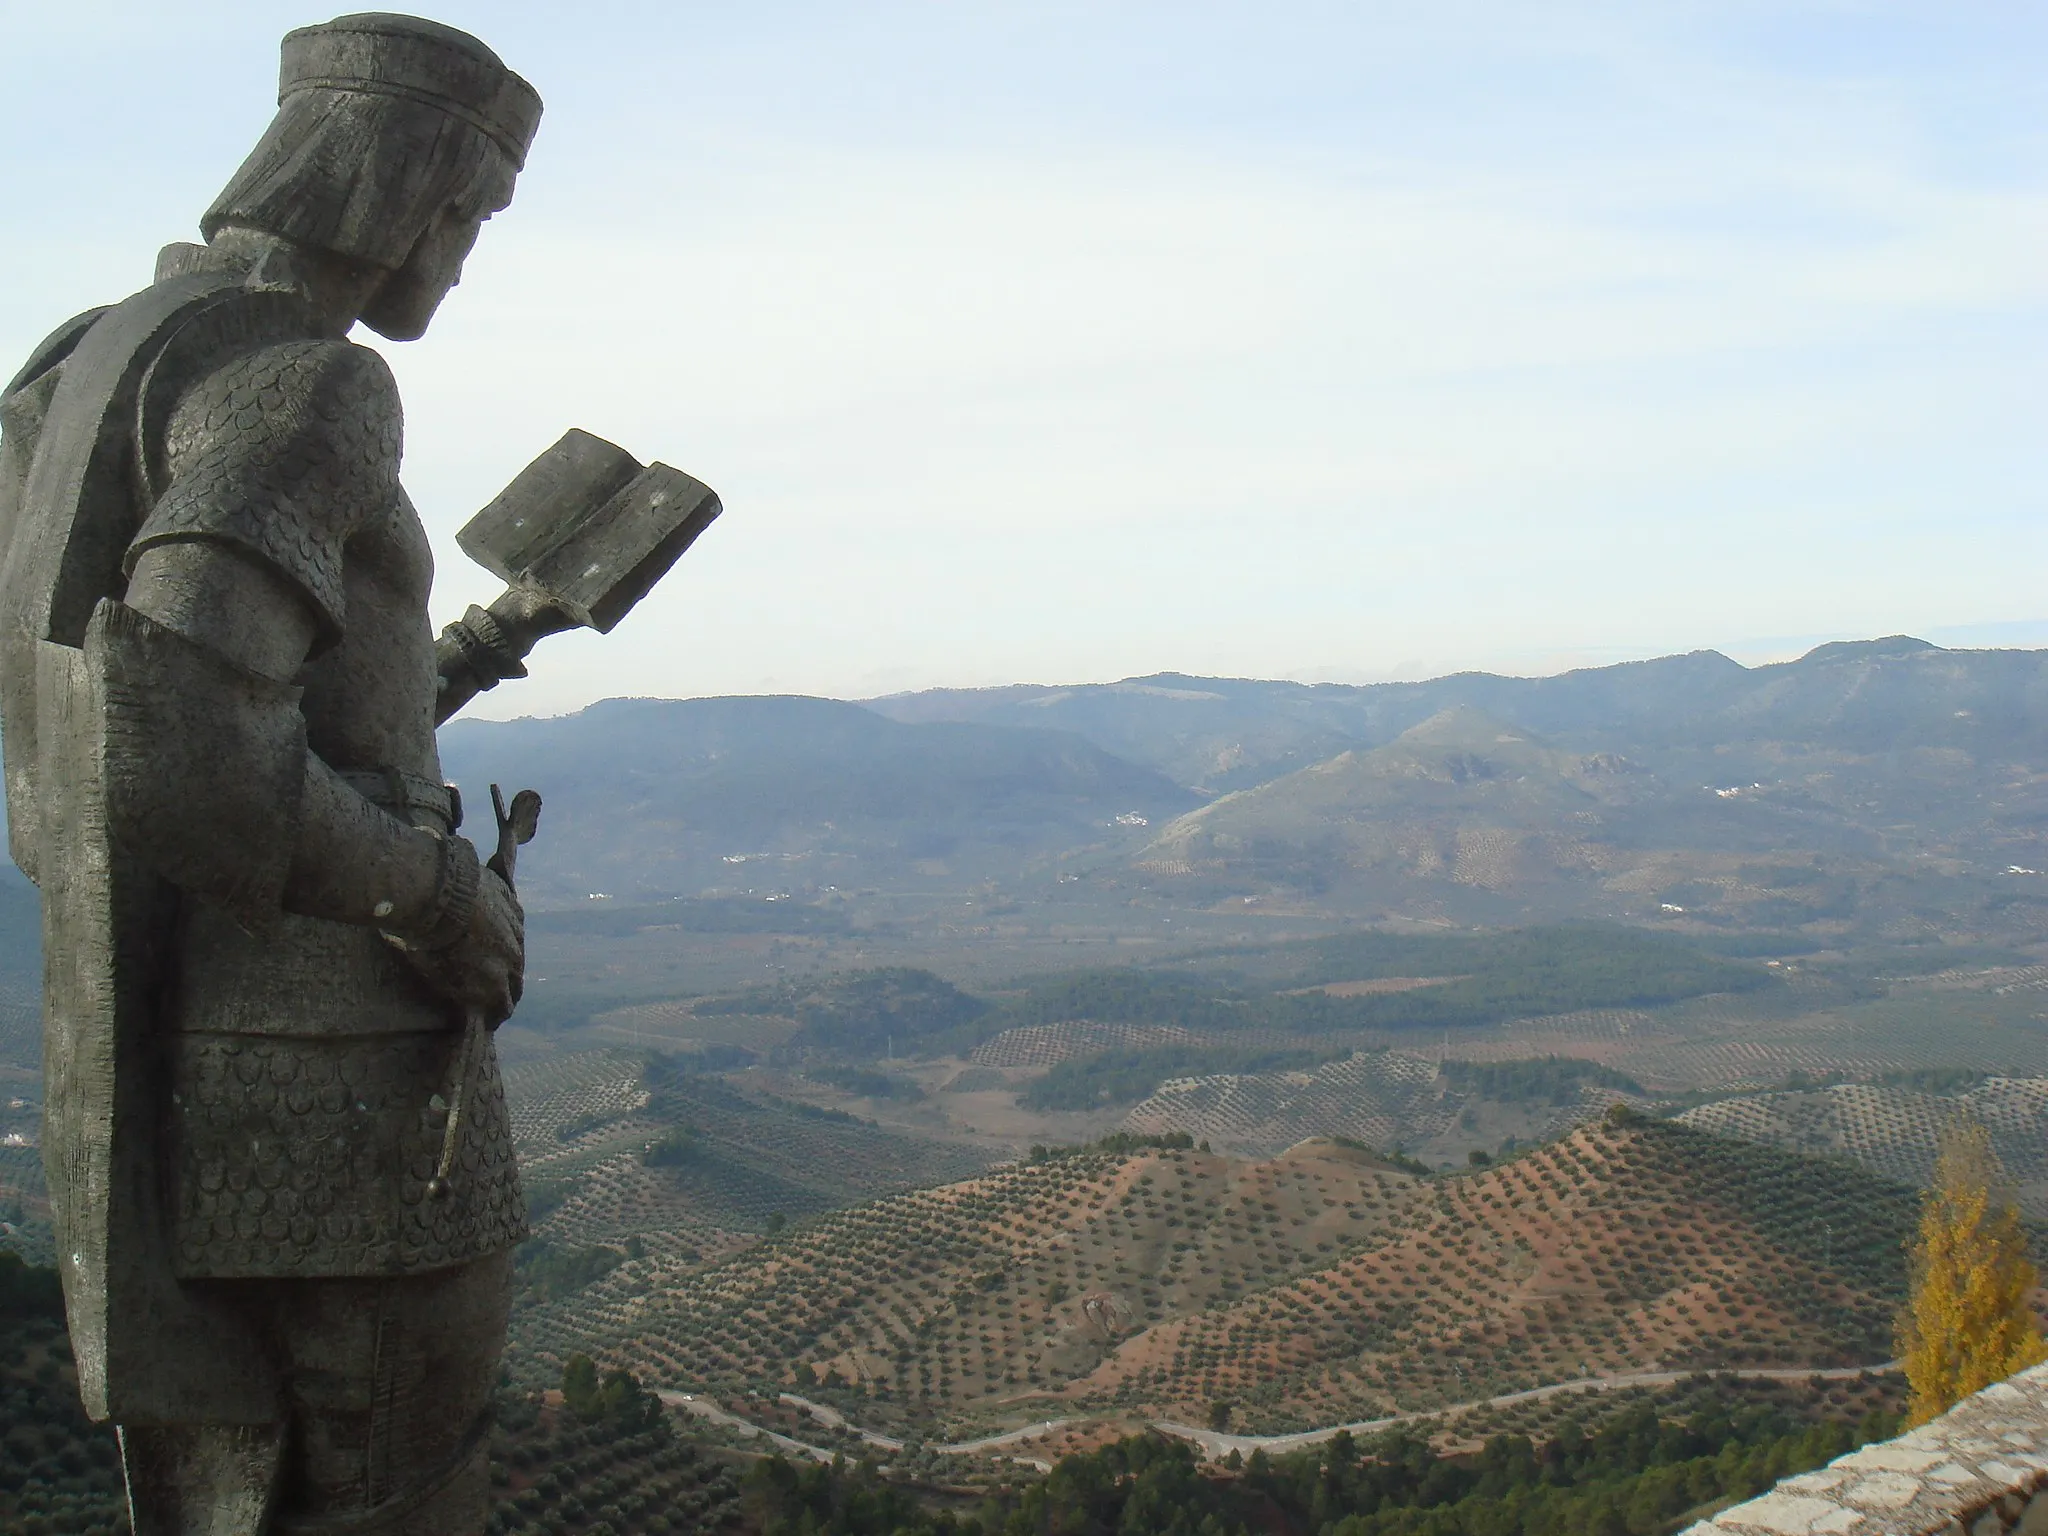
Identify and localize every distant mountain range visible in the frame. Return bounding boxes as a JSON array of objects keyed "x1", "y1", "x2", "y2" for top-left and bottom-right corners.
[
  {"x1": 439, "y1": 694, "x2": 1197, "y2": 904},
  {"x1": 869, "y1": 637, "x2": 2048, "y2": 790},
  {"x1": 443, "y1": 638, "x2": 2048, "y2": 937}
]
